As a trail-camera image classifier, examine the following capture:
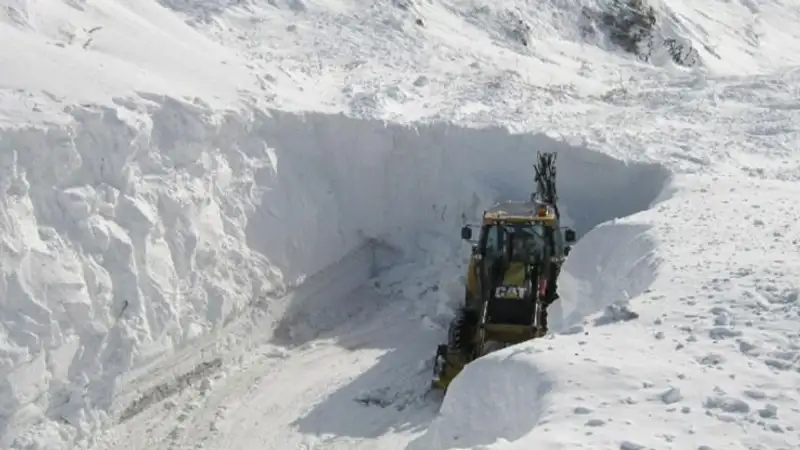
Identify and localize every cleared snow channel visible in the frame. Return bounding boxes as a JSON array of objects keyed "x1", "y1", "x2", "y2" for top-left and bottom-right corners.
[{"x1": 0, "y1": 97, "x2": 669, "y2": 448}]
